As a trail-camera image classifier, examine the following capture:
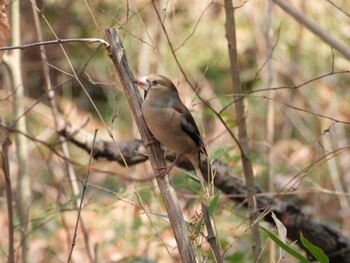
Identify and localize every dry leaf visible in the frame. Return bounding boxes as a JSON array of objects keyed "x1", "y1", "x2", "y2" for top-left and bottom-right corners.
[{"x1": 0, "y1": 0, "x2": 10, "y2": 61}]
